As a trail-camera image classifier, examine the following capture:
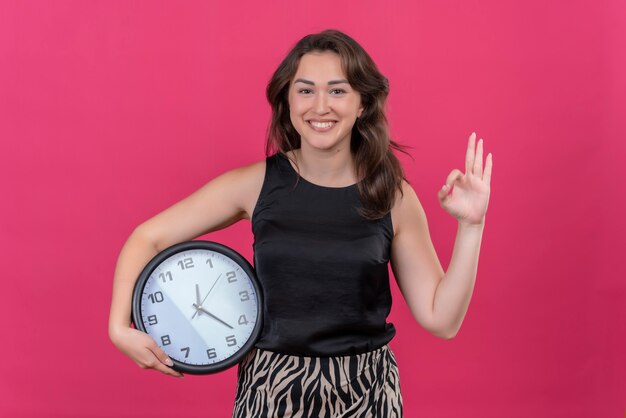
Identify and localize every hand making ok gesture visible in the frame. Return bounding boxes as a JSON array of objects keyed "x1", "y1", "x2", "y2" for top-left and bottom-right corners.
[{"x1": 437, "y1": 132, "x2": 493, "y2": 225}]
